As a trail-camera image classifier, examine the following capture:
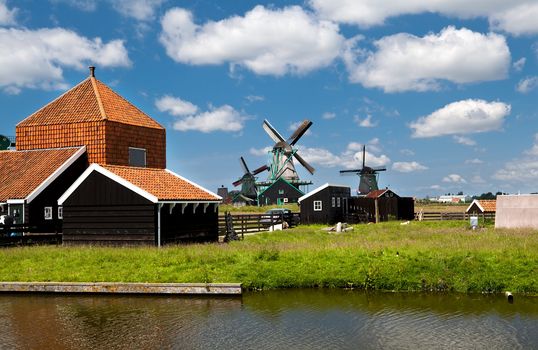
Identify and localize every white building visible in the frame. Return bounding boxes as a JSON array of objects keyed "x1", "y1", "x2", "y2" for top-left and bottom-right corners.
[{"x1": 438, "y1": 195, "x2": 472, "y2": 203}]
